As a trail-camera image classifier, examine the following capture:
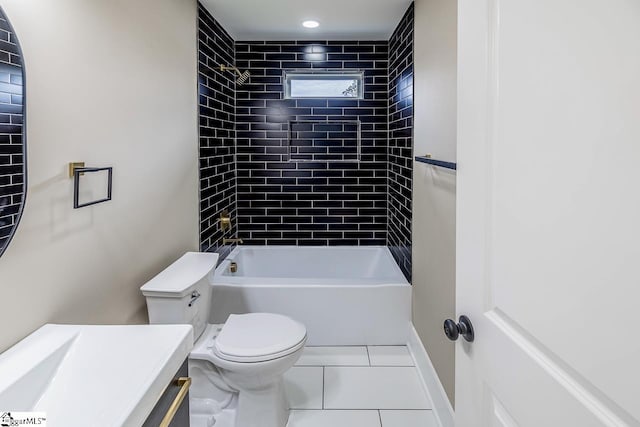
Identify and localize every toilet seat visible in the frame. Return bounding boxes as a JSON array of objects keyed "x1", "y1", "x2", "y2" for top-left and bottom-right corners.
[{"x1": 213, "y1": 313, "x2": 307, "y2": 363}]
